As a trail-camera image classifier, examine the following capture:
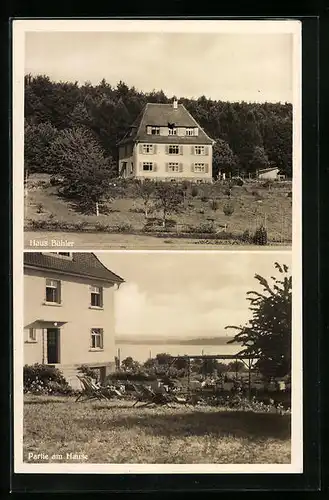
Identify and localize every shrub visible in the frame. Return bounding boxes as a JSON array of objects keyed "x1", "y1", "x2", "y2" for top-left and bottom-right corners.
[
  {"x1": 30, "y1": 219, "x2": 48, "y2": 230},
  {"x1": 77, "y1": 364, "x2": 99, "y2": 382},
  {"x1": 210, "y1": 199, "x2": 219, "y2": 211},
  {"x1": 223, "y1": 202, "x2": 234, "y2": 216},
  {"x1": 94, "y1": 221, "x2": 109, "y2": 232},
  {"x1": 191, "y1": 186, "x2": 198, "y2": 198},
  {"x1": 200, "y1": 195, "x2": 209, "y2": 203},
  {"x1": 242, "y1": 229, "x2": 252, "y2": 243},
  {"x1": 232, "y1": 177, "x2": 244, "y2": 187},
  {"x1": 224, "y1": 188, "x2": 232, "y2": 197},
  {"x1": 72, "y1": 220, "x2": 88, "y2": 231},
  {"x1": 115, "y1": 223, "x2": 133, "y2": 232},
  {"x1": 24, "y1": 363, "x2": 72, "y2": 395},
  {"x1": 253, "y1": 225, "x2": 268, "y2": 245},
  {"x1": 36, "y1": 203, "x2": 44, "y2": 213}
]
